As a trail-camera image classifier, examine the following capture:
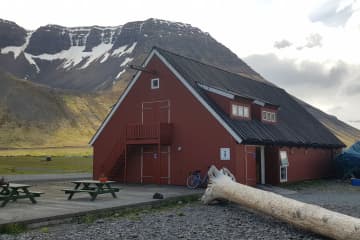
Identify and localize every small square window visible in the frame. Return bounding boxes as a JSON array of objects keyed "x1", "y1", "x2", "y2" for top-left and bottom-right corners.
[
  {"x1": 262, "y1": 110, "x2": 277, "y2": 122},
  {"x1": 151, "y1": 78, "x2": 159, "y2": 89}
]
